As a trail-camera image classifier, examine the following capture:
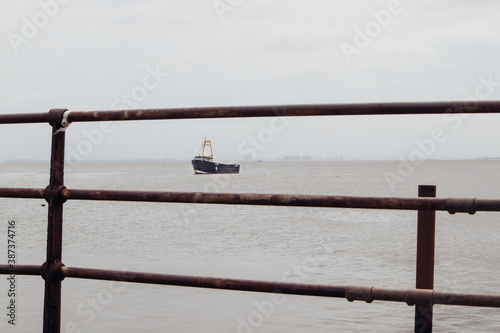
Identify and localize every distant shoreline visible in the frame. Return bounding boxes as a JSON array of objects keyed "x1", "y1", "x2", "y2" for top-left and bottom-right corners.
[{"x1": 2, "y1": 157, "x2": 500, "y2": 163}]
